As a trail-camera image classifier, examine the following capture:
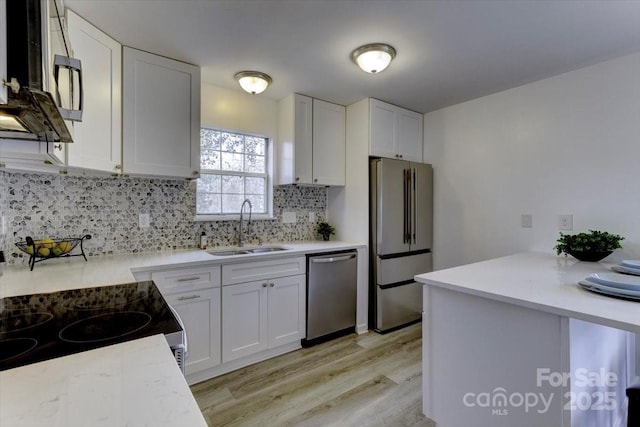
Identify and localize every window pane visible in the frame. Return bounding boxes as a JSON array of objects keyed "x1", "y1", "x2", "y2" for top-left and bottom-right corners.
[
  {"x1": 201, "y1": 129, "x2": 220, "y2": 151},
  {"x1": 245, "y1": 155, "x2": 265, "y2": 173},
  {"x1": 245, "y1": 136, "x2": 265, "y2": 156},
  {"x1": 221, "y1": 175, "x2": 243, "y2": 194},
  {"x1": 197, "y1": 174, "x2": 221, "y2": 193},
  {"x1": 198, "y1": 128, "x2": 269, "y2": 216},
  {"x1": 245, "y1": 177, "x2": 265, "y2": 195},
  {"x1": 222, "y1": 194, "x2": 245, "y2": 213},
  {"x1": 248, "y1": 195, "x2": 265, "y2": 212},
  {"x1": 197, "y1": 193, "x2": 221, "y2": 214},
  {"x1": 221, "y1": 152, "x2": 243, "y2": 171},
  {"x1": 220, "y1": 132, "x2": 244, "y2": 153}
]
